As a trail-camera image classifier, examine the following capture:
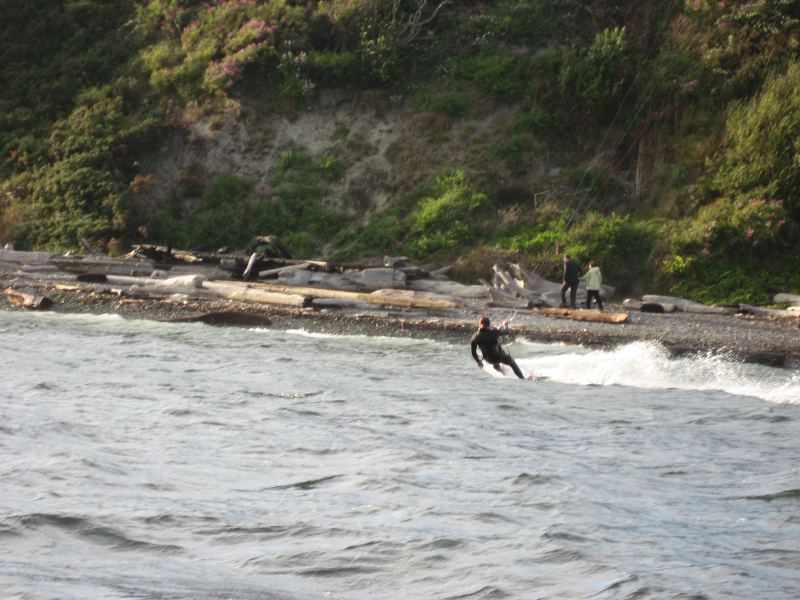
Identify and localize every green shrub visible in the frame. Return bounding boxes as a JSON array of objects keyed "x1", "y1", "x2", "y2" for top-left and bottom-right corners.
[
  {"x1": 282, "y1": 231, "x2": 318, "y2": 258},
  {"x1": 336, "y1": 170, "x2": 496, "y2": 261},
  {"x1": 659, "y1": 197, "x2": 799, "y2": 303},
  {"x1": 492, "y1": 212, "x2": 659, "y2": 294},
  {"x1": 331, "y1": 209, "x2": 409, "y2": 262},
  {"x1": 667, "y1": 257, "x2": 800, "y2": 306},
  {"x1": 144, "y1": 158, "x2": 350, "y2": 258},
  {"x1": 135, "y1": 0, "x2": 310, "y2": 99},
  {"x1": 9, "y1": 92, "x2": 145, "y2": 250},
  {"x1": 187, "y1": 173, "x2": 254, "y2": 249},
  {"x1": 514, "y1": 107, "x2": 557, "y2": 137},
  {"x1": 709, "y1": 61, "x2": 800, "y2": 220},
  {"x1": 306, "y1": 50, "x2": 358, "y2": 85},
  {"x1": 683, "y1": 0, "x2": 800, "y2": 98},
  {"x1": 406, "y1": 171, "x2": 495, "y2": 258},
  {"x1": 494, "y1": 227, "x2": 563, "y2": 254},
  {"x1": 491, "y1": 134, "x2": 534, "y2": 175},
  {"x1": 452, "y1": 51, "x2": 524, "y2": 98},
  {"x1": 559, "y1": 26, "x2": 629, "y2": 121},
  {"x1": 671, "y1": 197, "x2": 798, "y2": 259},
  {"x1": 415, "y1": 89, "x2": 471, "y2": 119}
]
